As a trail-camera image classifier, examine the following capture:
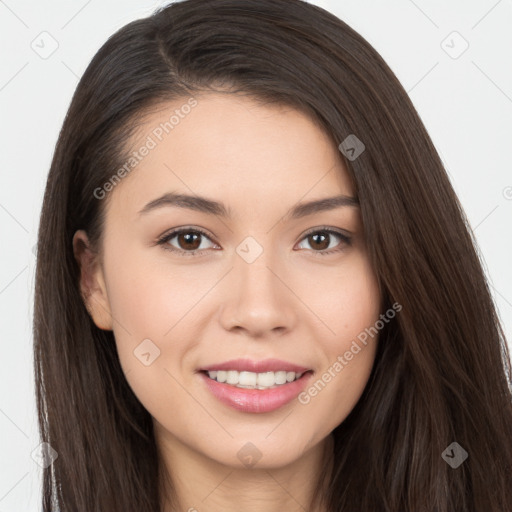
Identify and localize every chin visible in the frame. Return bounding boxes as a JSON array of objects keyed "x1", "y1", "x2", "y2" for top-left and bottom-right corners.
[{"x1": 202, "y1": 432, "x2": 321, "y2": 471}]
